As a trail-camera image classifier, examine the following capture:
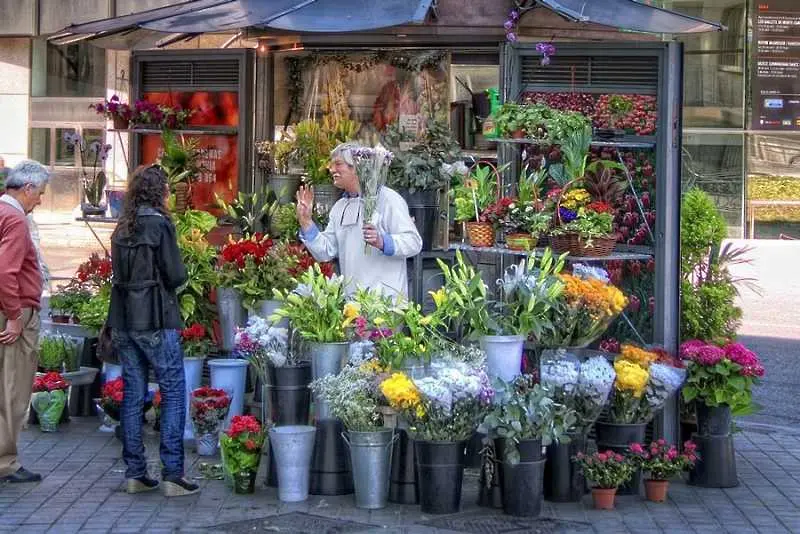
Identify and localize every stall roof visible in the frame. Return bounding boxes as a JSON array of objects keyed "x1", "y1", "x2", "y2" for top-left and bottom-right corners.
[
  {"x1": 50, "y1": 0, "x2": 434, "y2": 45},
  {"x1": 49, "y1": 0, "x2": 722, "y2": 48},
  {"x1": 536, "y1": 0, "x2": 723, "y2": 34}
]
